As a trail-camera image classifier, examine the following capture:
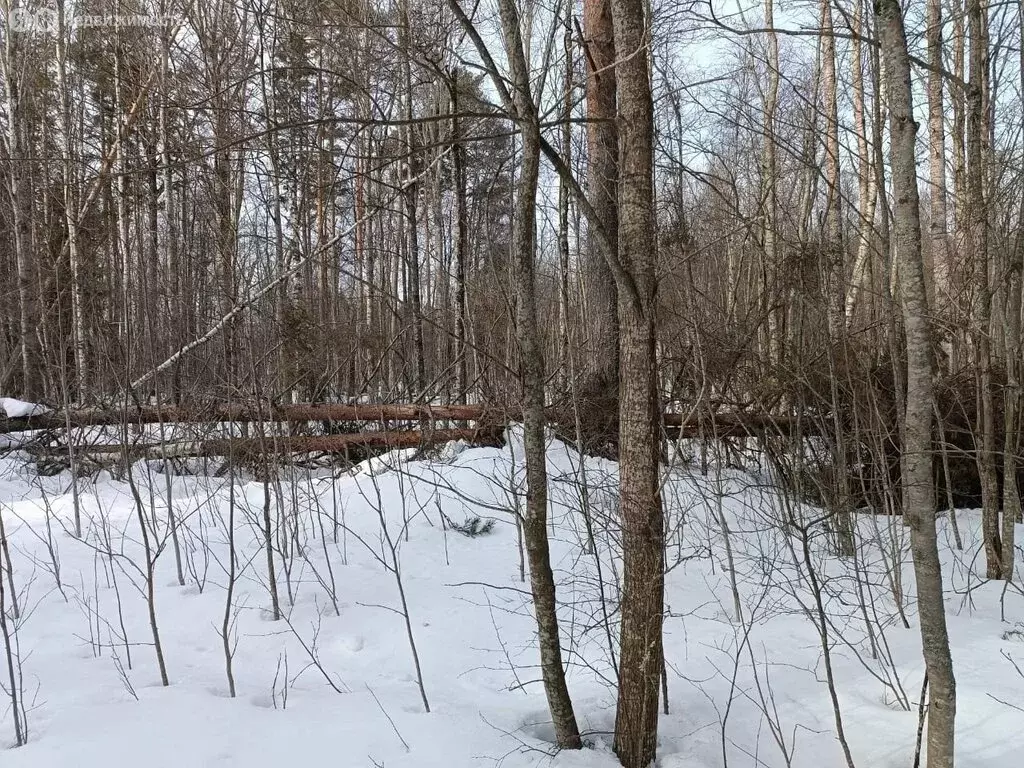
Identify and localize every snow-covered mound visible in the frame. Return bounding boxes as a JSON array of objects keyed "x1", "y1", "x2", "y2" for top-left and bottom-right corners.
[
  {"x1": 0, "y1": 397, "x2": 49, "y2": 419},
  {"x1": 0, "y1": 438, "x2": 1020, "y2": 766}
]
